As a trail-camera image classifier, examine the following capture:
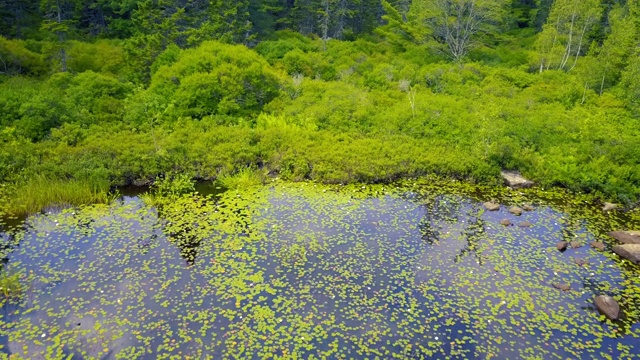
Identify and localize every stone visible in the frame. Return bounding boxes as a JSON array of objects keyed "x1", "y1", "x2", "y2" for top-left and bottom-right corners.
[
  {"x1": 509, "y1": 206, "x2": 523, "y2": 216},
  {"x1": 501, "y1": 171, "x2": 534, "y2": 189},
  {"x1": 522, "y1": 204, "x2": 535, "y2": 211},
  {"x1": 518, "y1": 221, "x2": 533, "y2": 228},
  {"x1": 613, "y1": 244, "x2": 640, "y2": 264},
  {"x1": 590, "y1": 241, "x2": 605, "y2": 251},
  {"x1": 552, "y1": 283, "x2": 571, "y2": 291},
  {"x1": 602, "y1": 202, "x2": 618, "y2": 211},
  {"x1": 500, "y1": 219, "x2": 511, "y2": 226},
  {"x1": 574, "y1": 257, "x2": 587, "y2": 267},
  {"x1": 483, "y1": 202, "x2": 500, "y2": 211},
  {"x1": 556, "y1": 241, "x2": 568, "y2": 251},
  {"x1": 570, "y1": 241, "x2": 582, "y2": 249},
  {"x1": 594, "y1": 295, "x2": 620, "y2": 320},
  {"x1": 608, "y1": 231, "x2": 640, "y2": 245}
]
